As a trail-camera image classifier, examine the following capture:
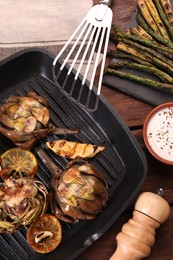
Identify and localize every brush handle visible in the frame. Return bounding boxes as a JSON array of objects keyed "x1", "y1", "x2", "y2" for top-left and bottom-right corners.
[{"x1": 110, "y1": 192, "x2": 170, "y2": 260}]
